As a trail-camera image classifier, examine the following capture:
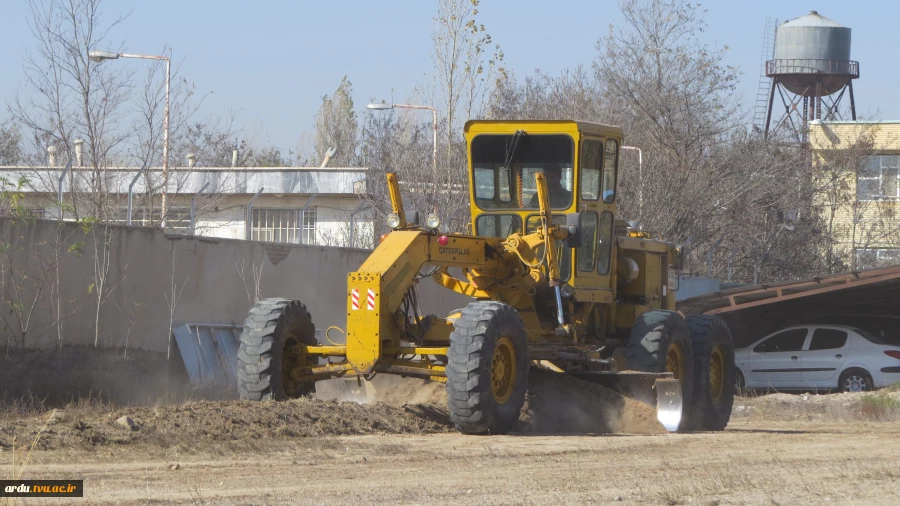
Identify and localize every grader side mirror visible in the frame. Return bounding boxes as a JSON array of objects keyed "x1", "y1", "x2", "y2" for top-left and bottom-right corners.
[{"x1": 565, "y1": 212, "x2": 583, "y2": 248}]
